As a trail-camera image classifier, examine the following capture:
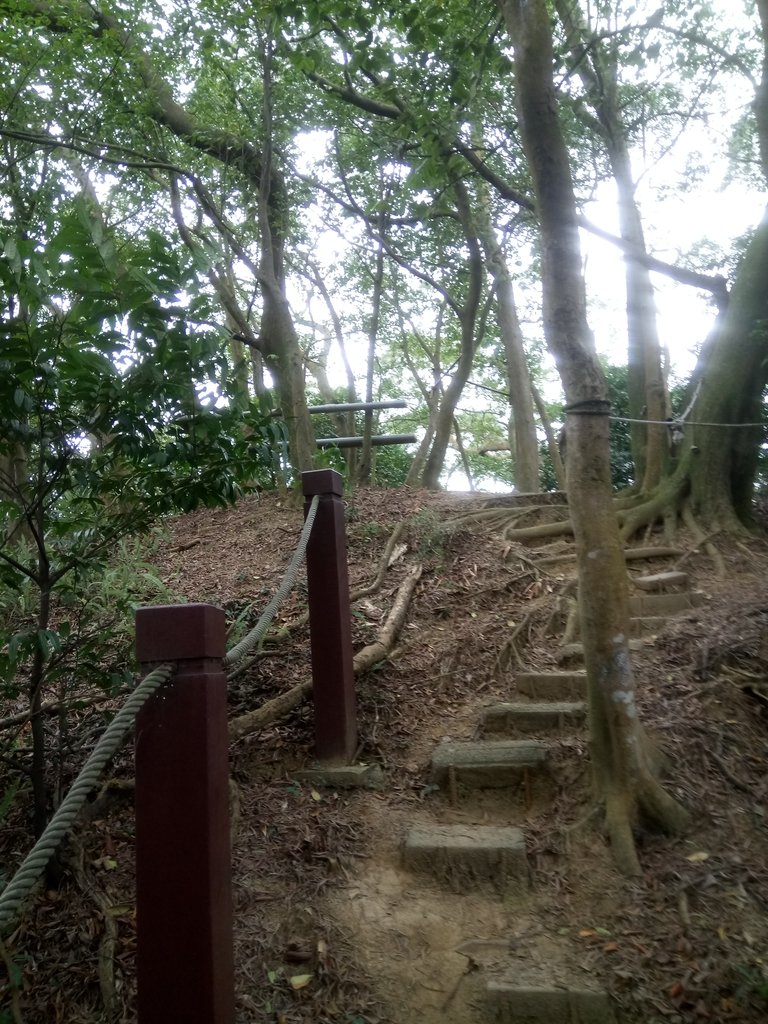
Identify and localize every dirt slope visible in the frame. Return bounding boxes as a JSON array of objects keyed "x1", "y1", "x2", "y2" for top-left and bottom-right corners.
[{"x1": 2, "y1": 487, "x2": 768, "y2": 1024}]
